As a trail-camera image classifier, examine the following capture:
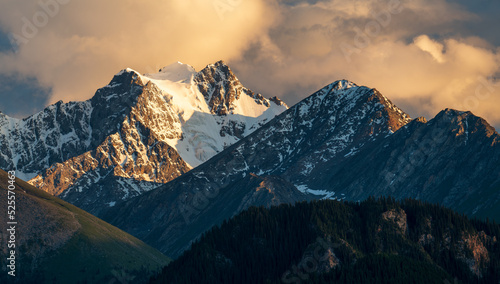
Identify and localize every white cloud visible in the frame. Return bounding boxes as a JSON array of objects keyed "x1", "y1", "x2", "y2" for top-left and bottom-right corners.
[{"x1": 414, "y1": 35, "x2": 445, "y2": 63}]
